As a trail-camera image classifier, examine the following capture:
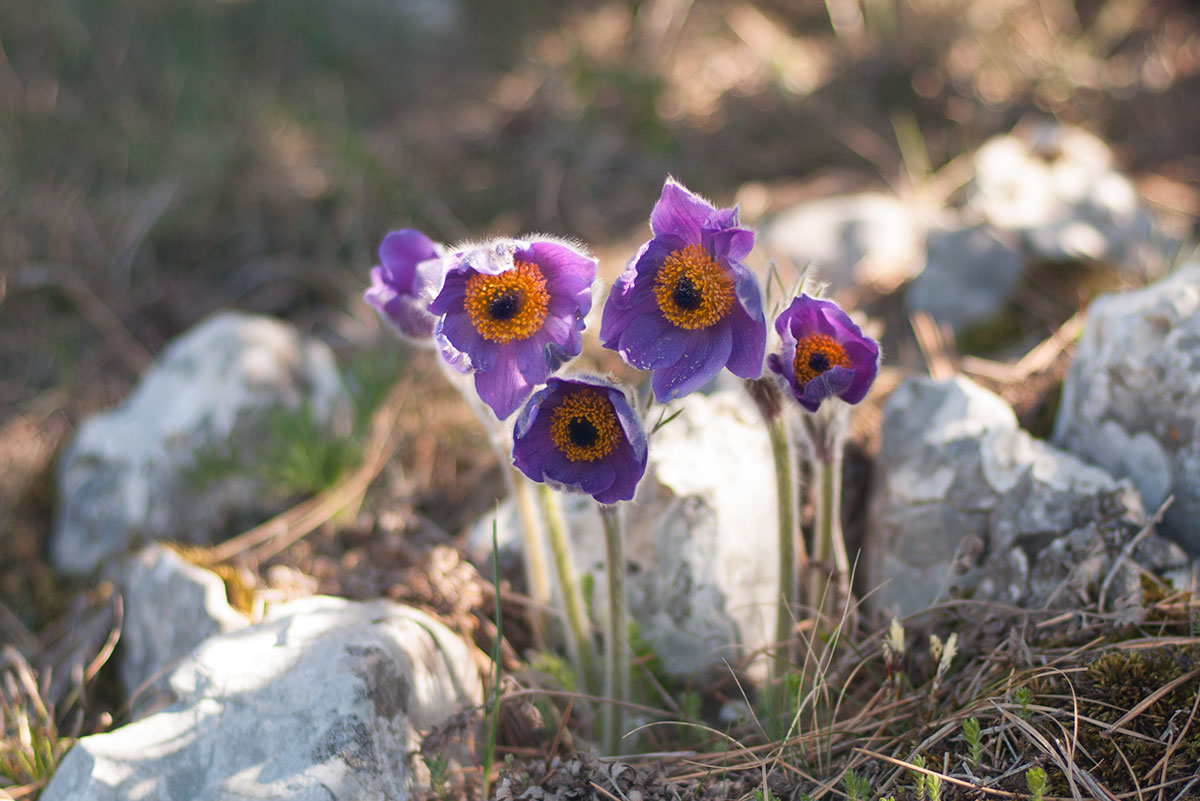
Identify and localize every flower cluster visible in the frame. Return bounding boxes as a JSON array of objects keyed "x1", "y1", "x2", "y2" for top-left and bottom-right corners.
[{"x1": 364, "y1": 178, "x2": 880, "y2": 503}]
